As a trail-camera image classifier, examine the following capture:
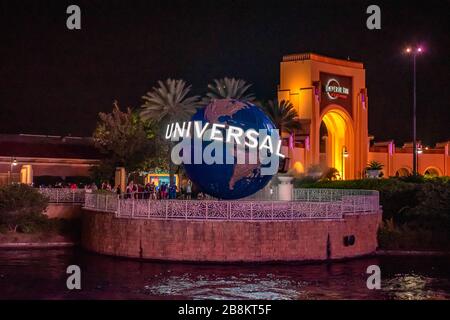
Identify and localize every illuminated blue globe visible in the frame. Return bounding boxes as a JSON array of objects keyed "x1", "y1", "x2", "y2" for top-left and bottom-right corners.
[{"x1": 183, "y1": 99, "x2": 277, "y2": 200}]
